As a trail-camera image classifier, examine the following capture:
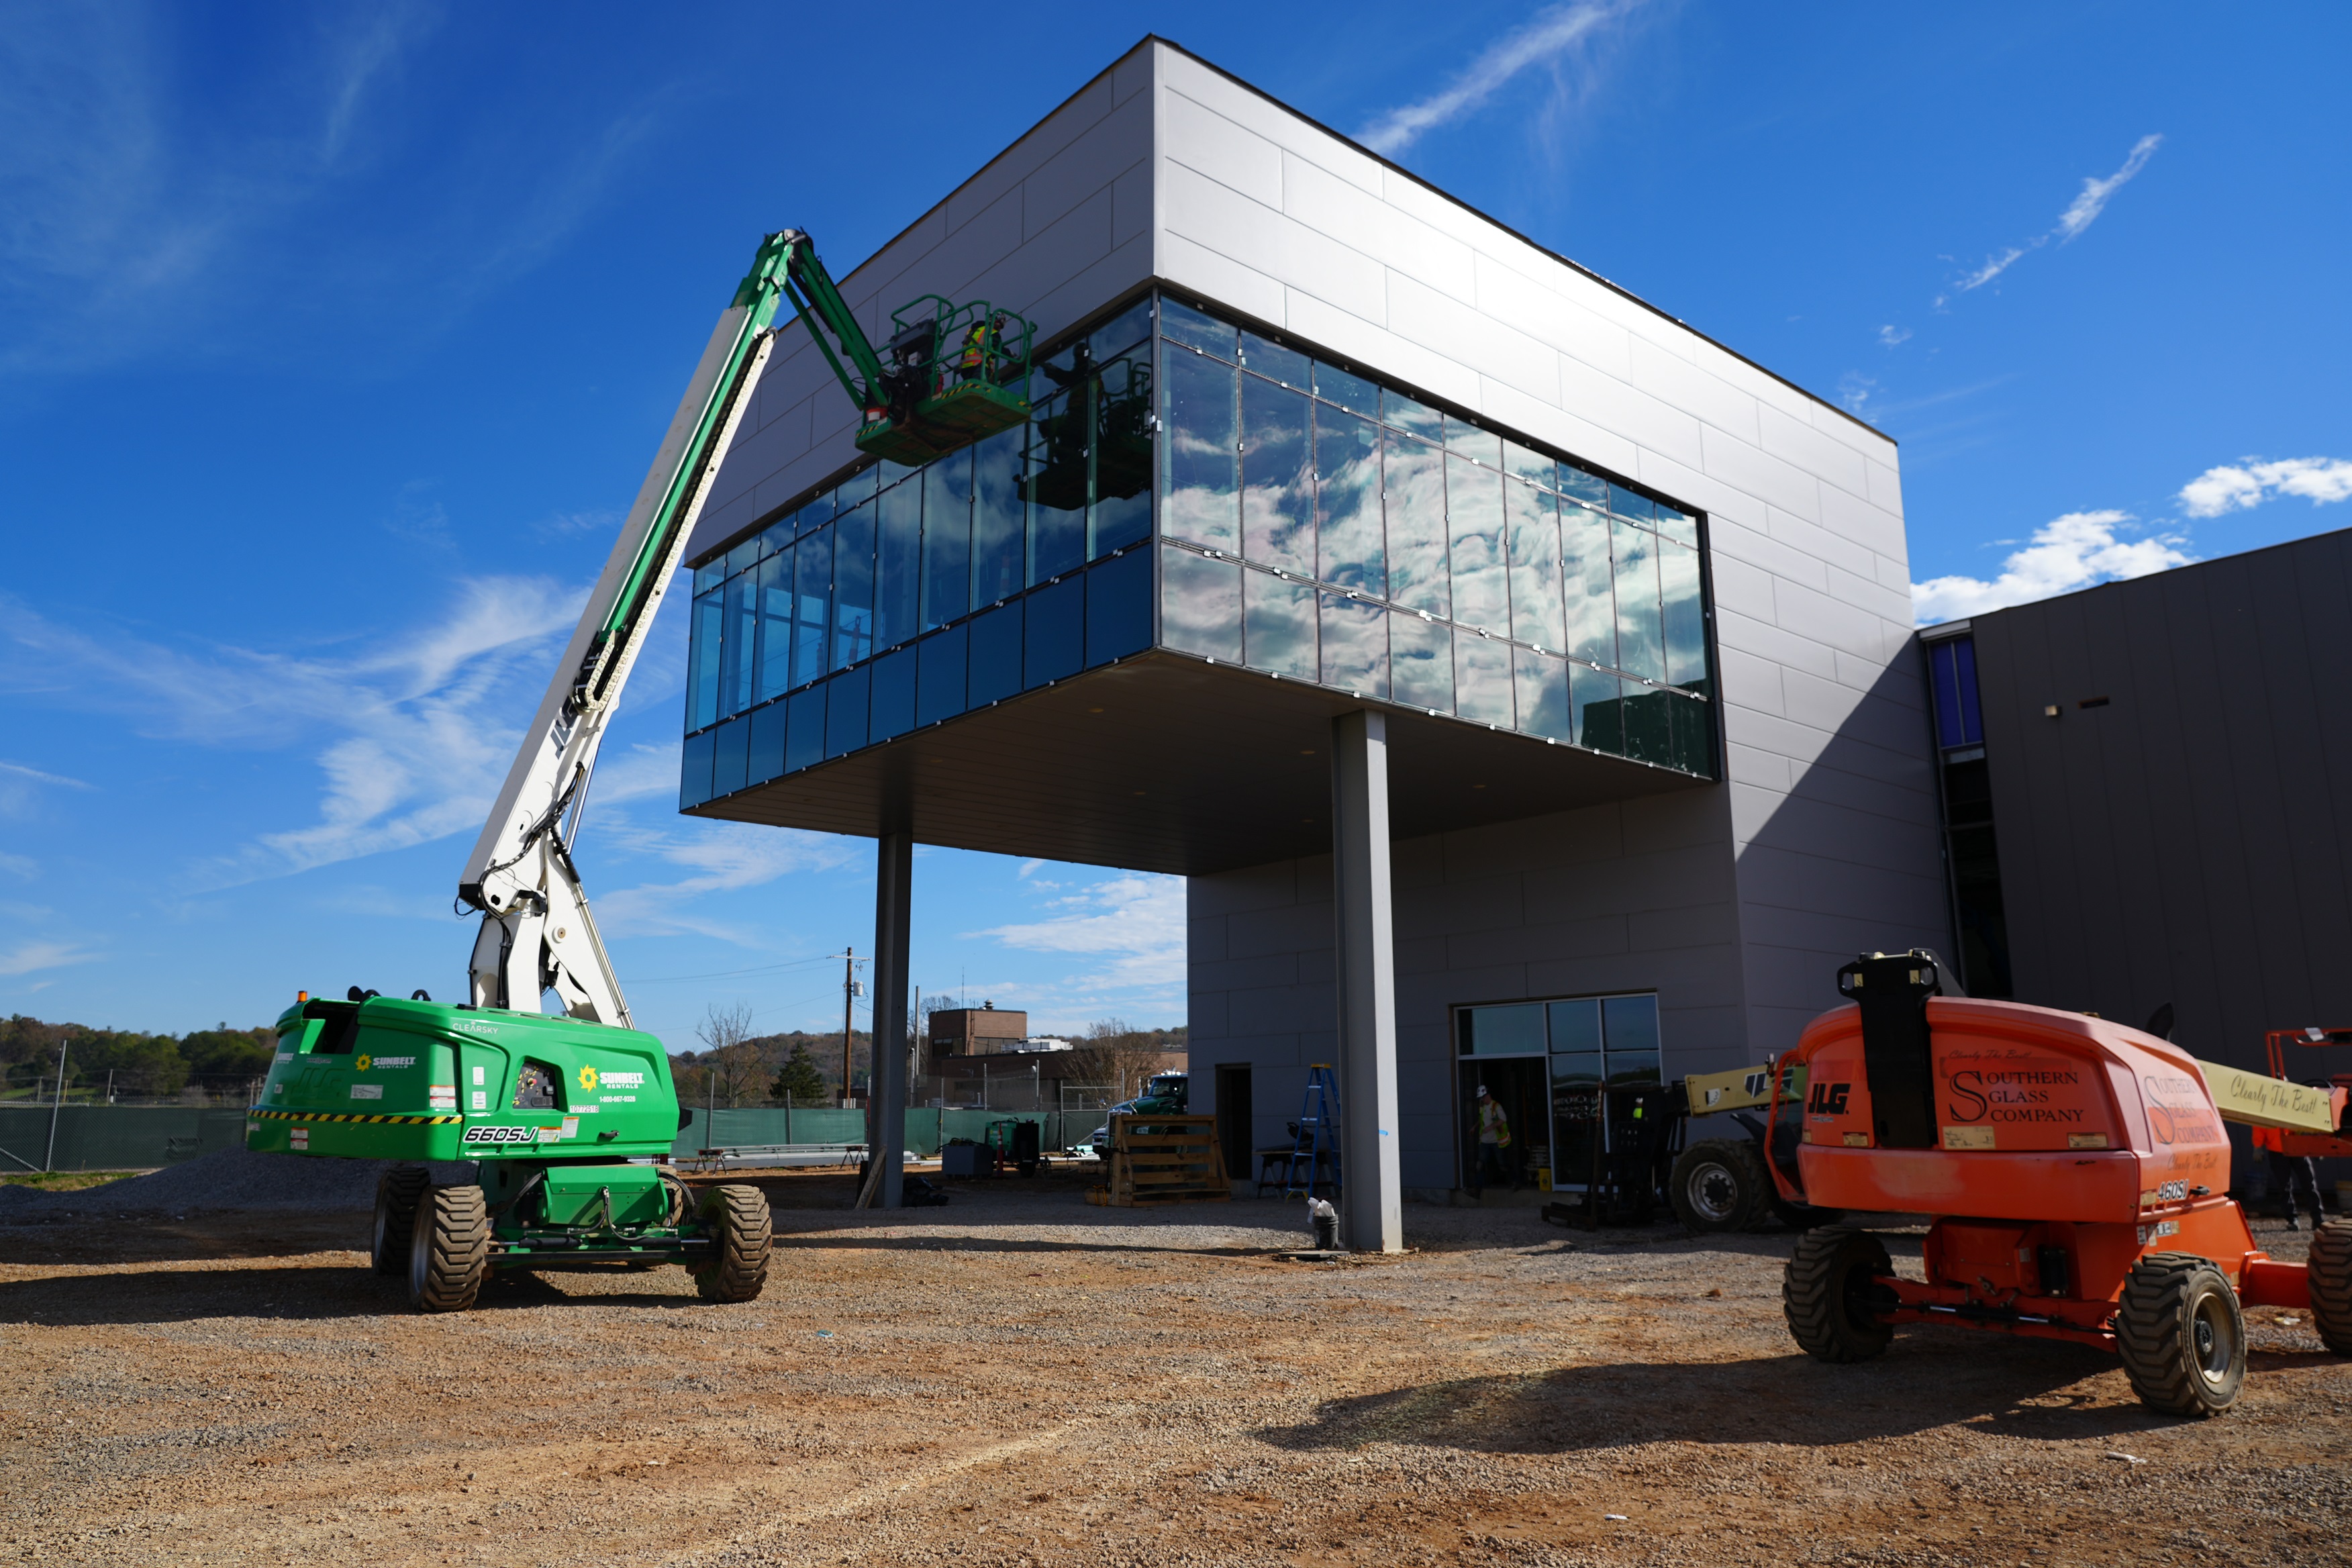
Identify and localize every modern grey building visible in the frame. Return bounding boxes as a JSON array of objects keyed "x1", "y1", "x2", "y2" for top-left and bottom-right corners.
[{"x1": 677, "y1": 38, "x2": 1951, "y2": 1232}]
